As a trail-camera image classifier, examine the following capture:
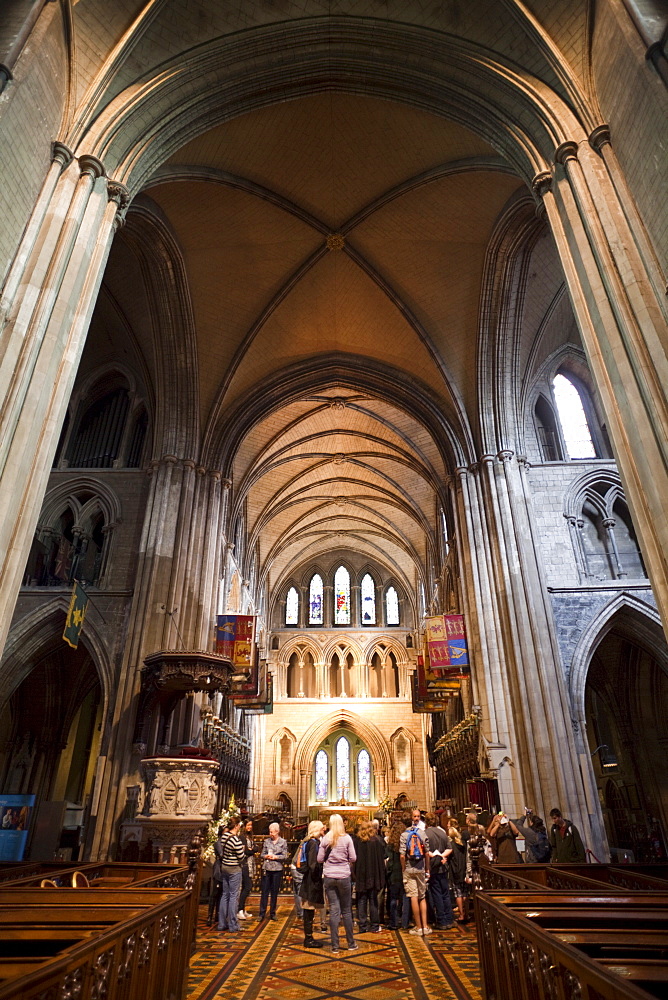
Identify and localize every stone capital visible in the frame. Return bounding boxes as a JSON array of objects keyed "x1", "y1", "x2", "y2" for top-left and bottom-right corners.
[
  {"x1": 51, "y1": 141, "x2": 74, "y2": 171},
  {"x1": 554, "y1": 140, "x2": 579, "y2": 166},
  {"x1": 589, "y1": 124, "x2": 611, "y2": 154},
  {"x1": 107, "y1": 179, "x2": 131, "y2": 227},
  {"x1": 78, "y1": 154, "x2": 106, "y2": 180},
  {"x1": 531, "y1": 170, "x2": 552, "y2": 200},
  {"x1": 497, "y1": 449, "x2": 514, "y2": 464}
]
